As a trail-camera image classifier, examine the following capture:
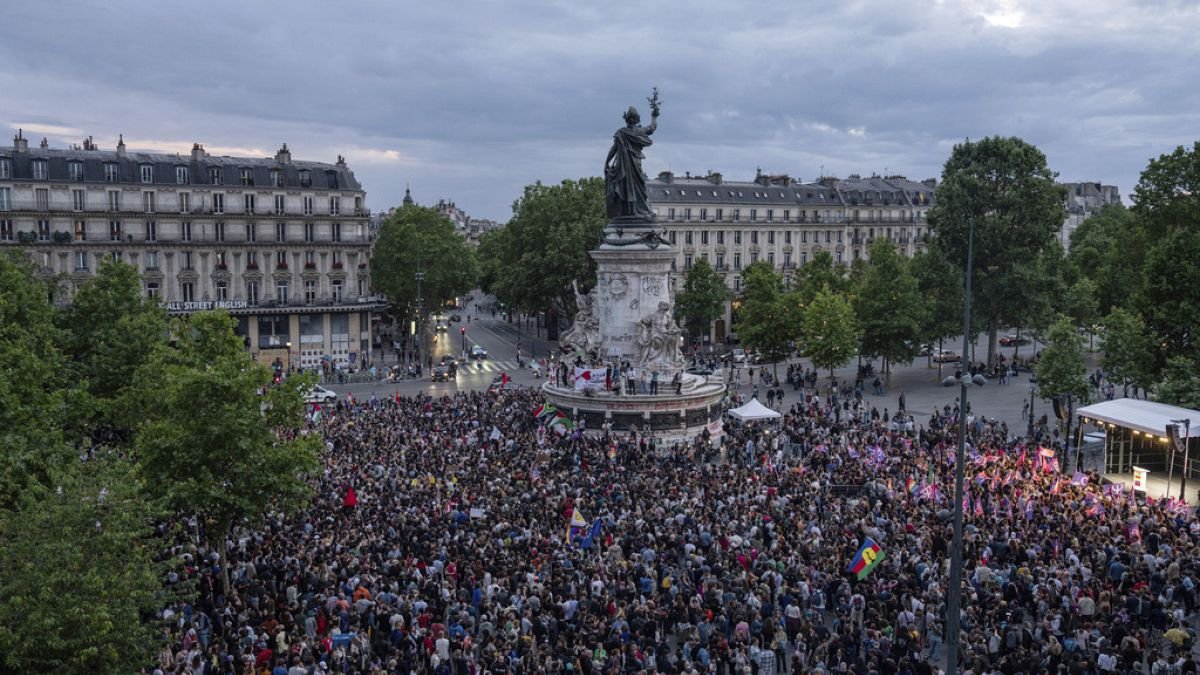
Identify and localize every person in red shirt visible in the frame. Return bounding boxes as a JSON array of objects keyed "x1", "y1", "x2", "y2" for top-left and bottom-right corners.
[{"x1": 342, "y1": 486, "x2": 357, "y2": 511}]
